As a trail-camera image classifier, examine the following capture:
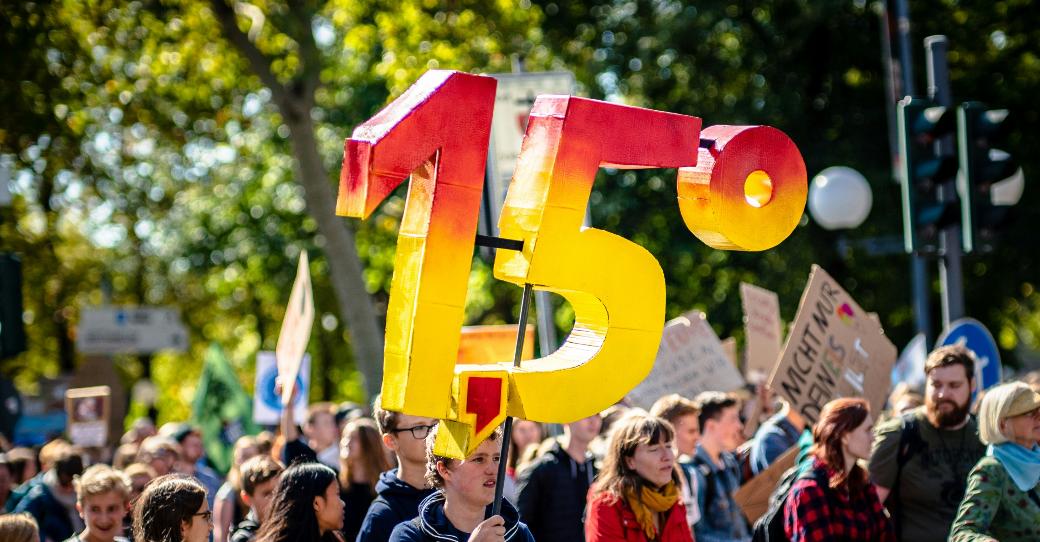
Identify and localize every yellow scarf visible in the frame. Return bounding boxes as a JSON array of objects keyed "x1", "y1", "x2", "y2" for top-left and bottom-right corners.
[{"x1": 625, "y1": 482, "x2": 678, "y2": 540}]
